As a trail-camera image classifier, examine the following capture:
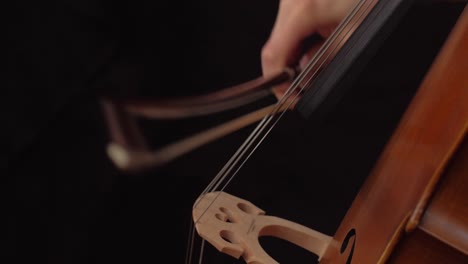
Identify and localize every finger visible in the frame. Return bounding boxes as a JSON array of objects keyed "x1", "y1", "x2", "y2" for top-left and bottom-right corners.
[
  {"x1": 272, "y1": 41, "x2": 323, "y2": 104},
  {"x1": 261, "y1": 0, "x2": 321, "y2": 77},
  {"x1": 299, "y1": 41, "x2": 324, "y2": 70},
  {"x1": 271, "y1": 82, "x2": 290, "y2": 101}
]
